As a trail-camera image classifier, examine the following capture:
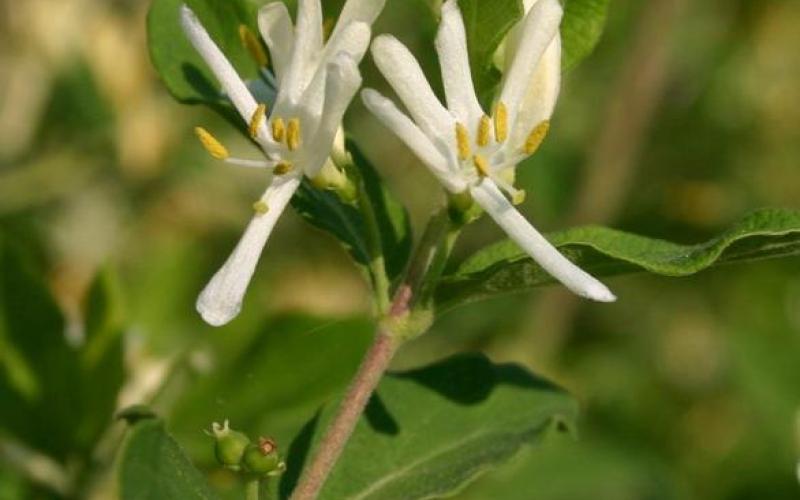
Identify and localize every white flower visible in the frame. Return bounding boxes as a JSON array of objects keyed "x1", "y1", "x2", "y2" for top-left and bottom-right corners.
[
  {"x1": 362, "y1": 0, "x2": 615, "y2": 302},
  {"x1": 181, "y1": 0, "x2": 386, "y2": 326}
]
